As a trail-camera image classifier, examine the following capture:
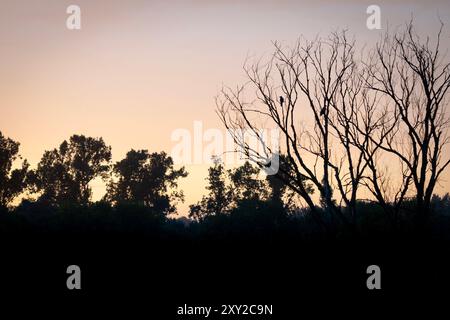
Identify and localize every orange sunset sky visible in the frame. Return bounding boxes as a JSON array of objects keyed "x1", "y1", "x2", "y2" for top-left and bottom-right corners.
[{"x1": 1, "y1": 0, "x2": 450, "y2": 215}]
